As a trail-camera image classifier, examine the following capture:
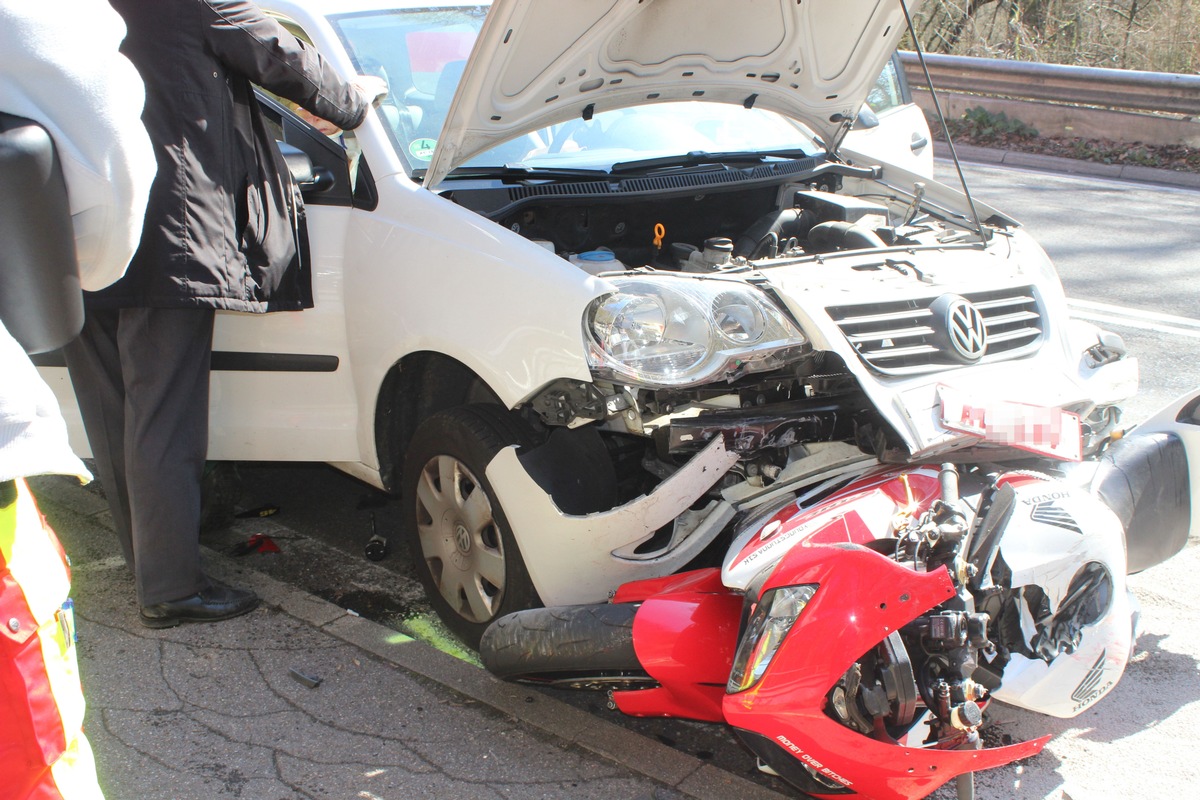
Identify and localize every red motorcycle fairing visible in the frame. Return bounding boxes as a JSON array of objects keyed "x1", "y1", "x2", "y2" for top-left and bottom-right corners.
[
  {"x1": 612, "y1": 568, "x2": 742, "y2": 722},
  {"x1": 723, "y1": 468, "x2": 944, "y2": 590},
  {"x1": 725, "y1": 544, "x2": 1048, "y2": 800}
]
